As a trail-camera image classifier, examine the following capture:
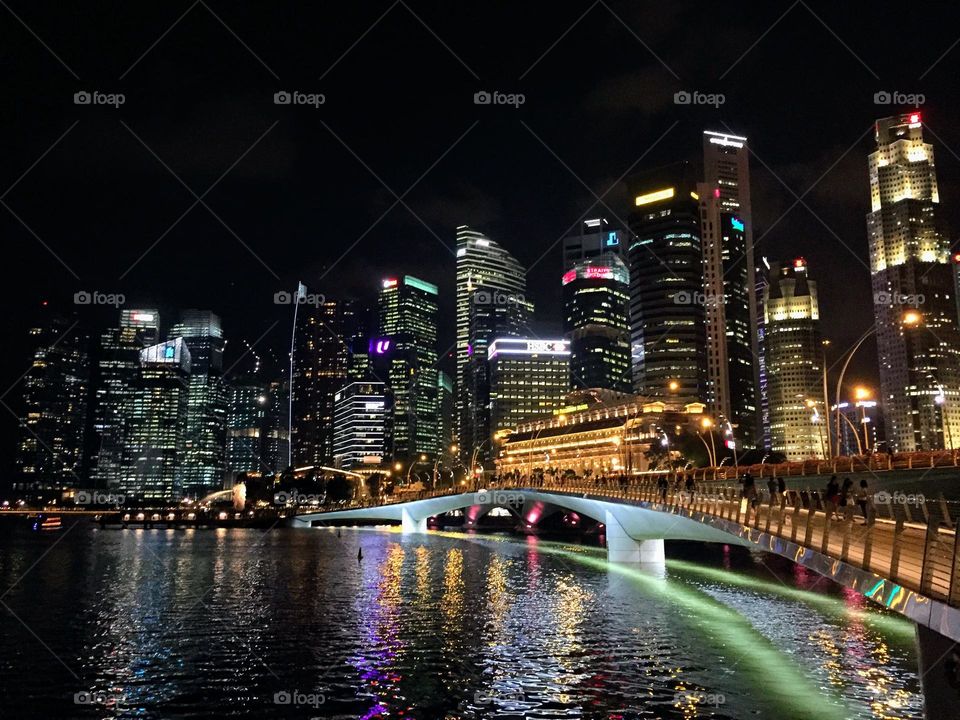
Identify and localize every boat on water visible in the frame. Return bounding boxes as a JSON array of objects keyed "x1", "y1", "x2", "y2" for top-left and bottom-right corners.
[{"x1": 32, "y1": 514, "x2": 62, "y2": 532}]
